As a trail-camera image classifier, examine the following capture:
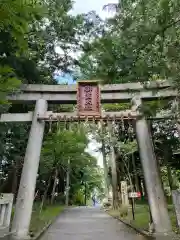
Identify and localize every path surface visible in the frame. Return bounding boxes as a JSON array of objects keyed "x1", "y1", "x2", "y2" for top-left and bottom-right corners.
[{"x1": 40, "y1": 206, "x2": 147, "y2": 240}]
